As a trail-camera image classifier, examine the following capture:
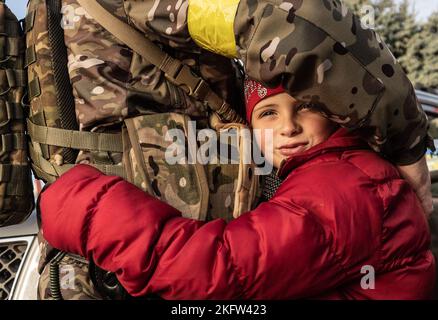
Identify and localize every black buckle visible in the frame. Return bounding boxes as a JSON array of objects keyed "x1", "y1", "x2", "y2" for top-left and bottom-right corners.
[{"x1": 172, "y1": 64, "x2": 202, "y2": 96}]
